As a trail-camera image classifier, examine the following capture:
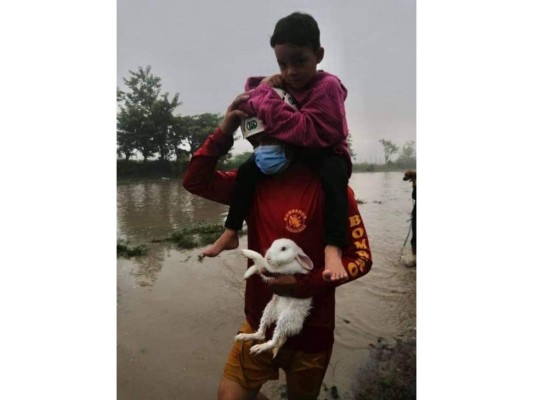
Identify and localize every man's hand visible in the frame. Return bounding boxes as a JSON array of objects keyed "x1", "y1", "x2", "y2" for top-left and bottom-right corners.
[
  {"x1": 261, "y1": 74, "x2": 284, "y2": 88},
  {"x1": 219, "y1": 92, "x2": 250, "y2": 135},
  {"x1": 267, "y1": 274, "x2": 297, "y2": 297}
]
